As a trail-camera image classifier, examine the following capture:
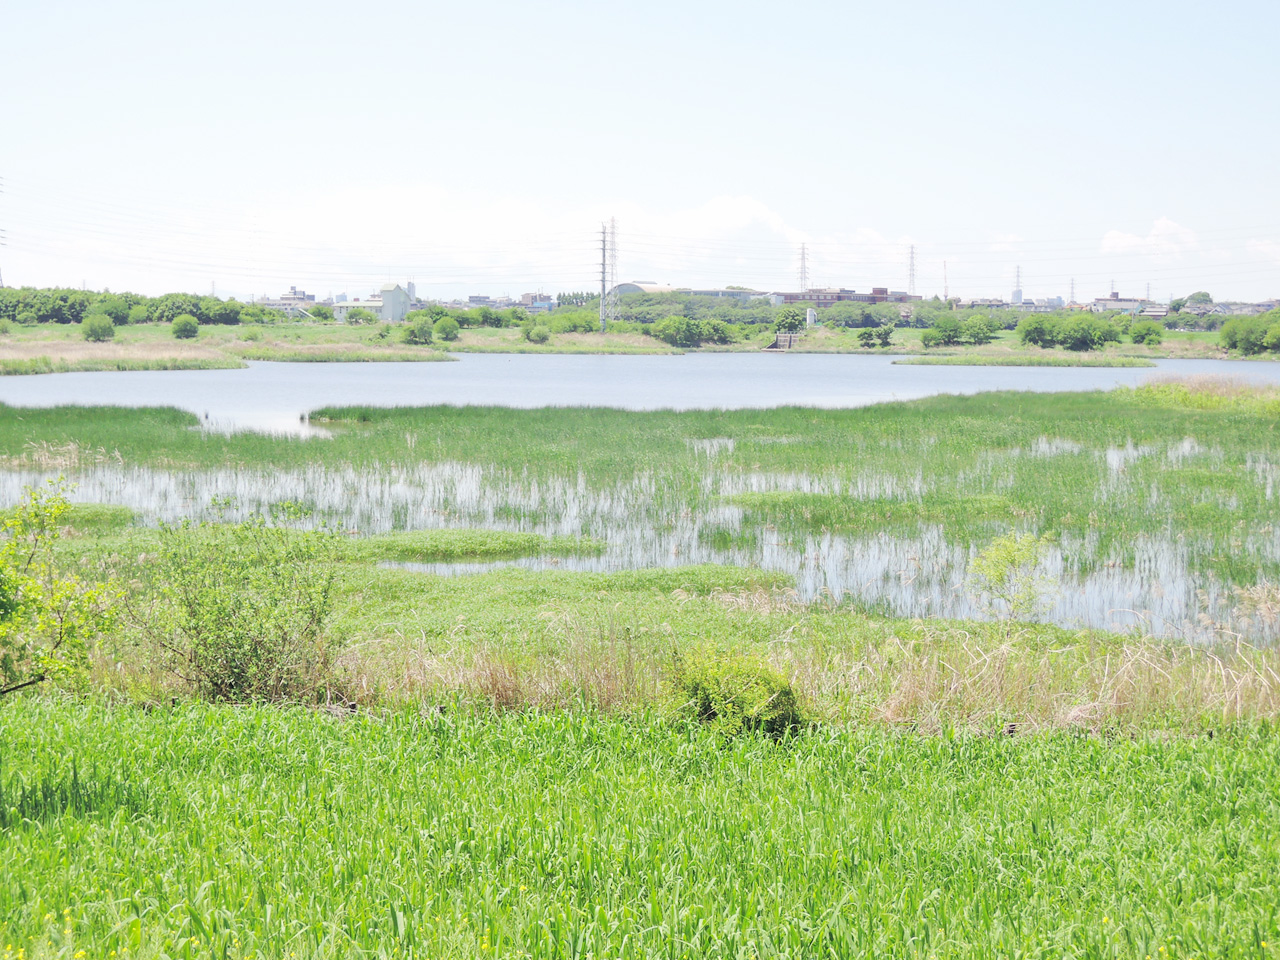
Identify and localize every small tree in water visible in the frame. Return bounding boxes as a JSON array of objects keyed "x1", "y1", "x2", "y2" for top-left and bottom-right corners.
[{"x1": 968, "y1": 531, "x2": 1055, "y2": 624}]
